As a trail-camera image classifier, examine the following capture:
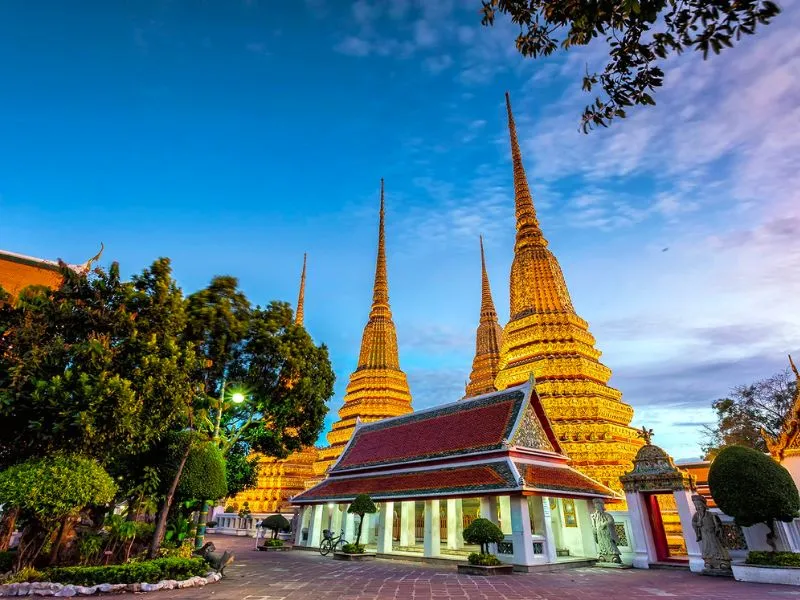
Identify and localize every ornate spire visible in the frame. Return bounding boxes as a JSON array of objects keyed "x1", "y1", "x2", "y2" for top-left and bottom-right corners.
[
  {"x1": 764, "y1": 354, "x2": 800, "y2": 460},
  {"x1": 495, "y1": 93, "x2": 641, "y2": 498},
  {"x1": 464, "y1": 236, "x2": 503, "y2": 398},
  {"x1": 503, "y1": 92, "x2": 574, "y2": 319},
  {"x1": 295, "y1": 253, "x2": 307, "y2": 326},
  {"x1": 314, "y1": 179, "x2": 413, "y2": 476},
  {"x1": 505, "y1": 92, "x2": 547, "y2": 250}
]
